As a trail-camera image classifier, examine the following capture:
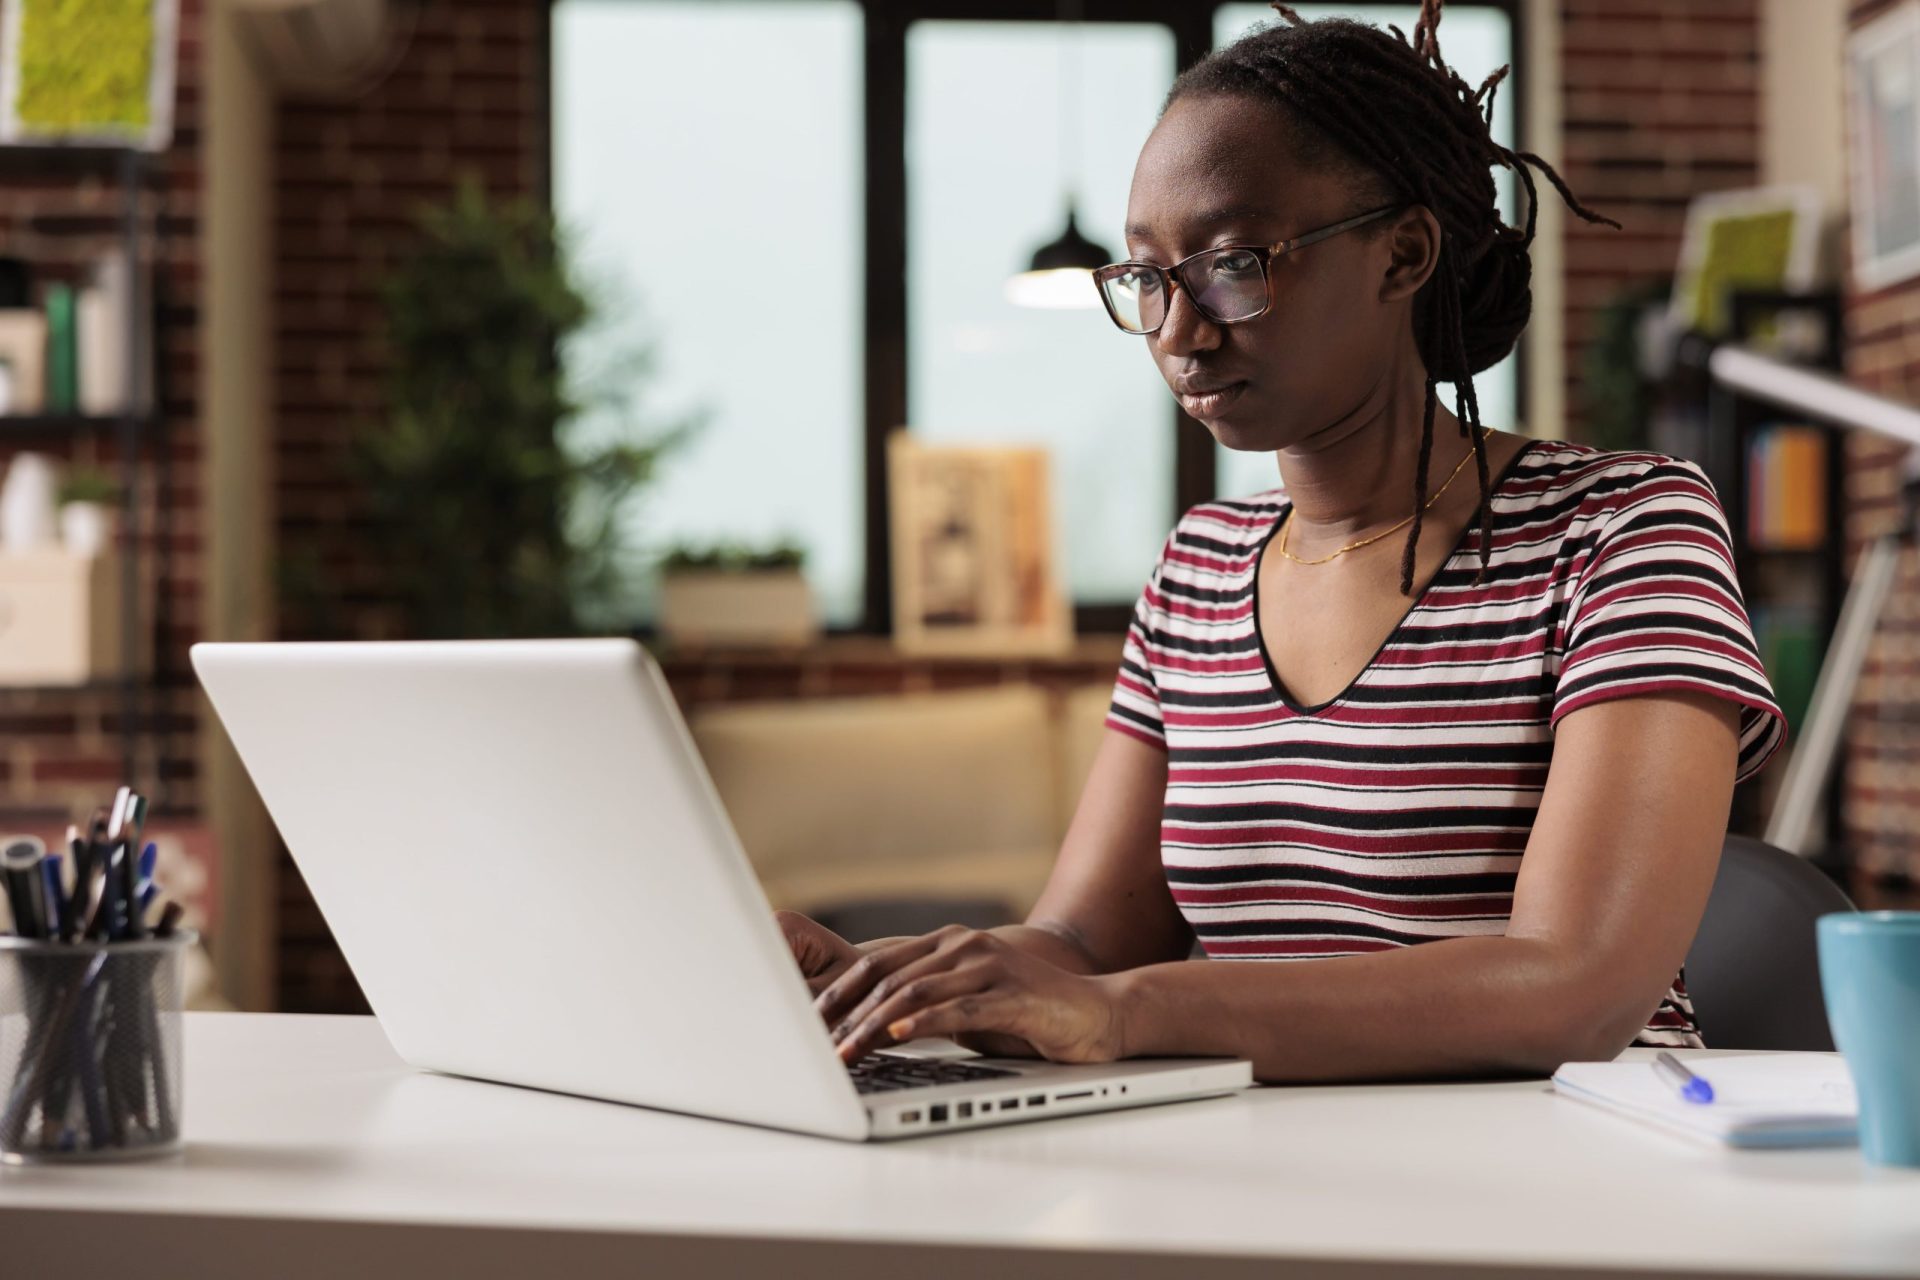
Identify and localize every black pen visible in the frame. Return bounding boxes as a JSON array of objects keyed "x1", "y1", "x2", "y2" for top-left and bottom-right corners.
[
  {"x1": 2, "y1": 837, "x2": 50, "y2": 939},
  {"x1": 104, "y1": 840, "x2": 136, "y2": 941},
  {"x1": 65, "y1": 825, "x2": 89, "y2": 942},
  {"x1": 41, "y1": 854, "x2": 67, "y2": 941},
  {"x1": 80, "y1": 860, "x2": 113, "y2": 941}
]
